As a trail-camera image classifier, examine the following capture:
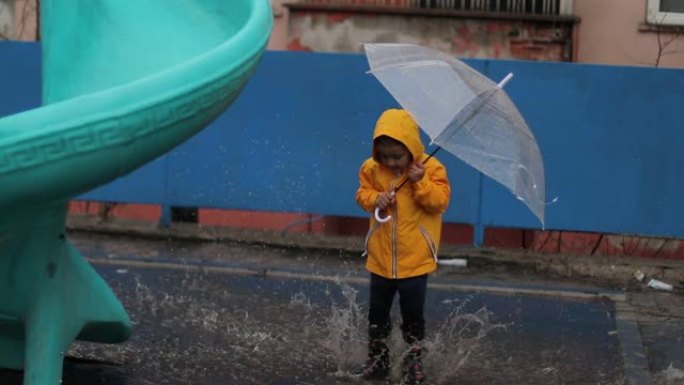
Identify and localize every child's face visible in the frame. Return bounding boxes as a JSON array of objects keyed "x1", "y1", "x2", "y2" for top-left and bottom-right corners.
[{"x1": 376, "y1": 142, "x2": 412, "y2": 175}]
